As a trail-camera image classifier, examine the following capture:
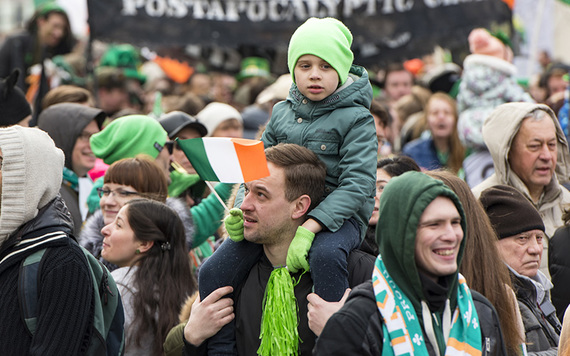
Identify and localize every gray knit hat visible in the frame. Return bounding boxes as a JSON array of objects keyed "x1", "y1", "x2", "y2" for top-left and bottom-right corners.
[{"x1": 0, "y1": 126, "x2": 64, "y2": 242}]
